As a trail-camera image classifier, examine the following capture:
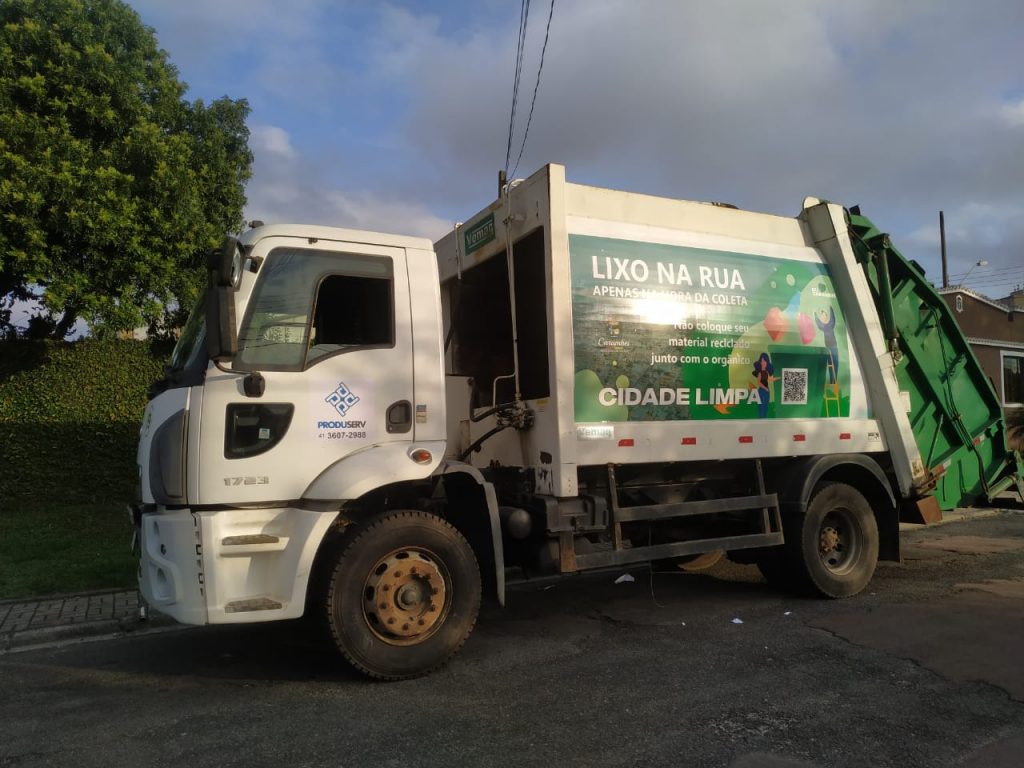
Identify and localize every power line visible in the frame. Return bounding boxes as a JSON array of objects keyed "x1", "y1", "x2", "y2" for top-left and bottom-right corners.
[
  {"x1": 959, "y1": 272, "x2": 1024, "y2": 281},
  {"x1": 947, "y1": 261, "x2": 1024, "y2": 274},
  {"x1": 504, "y1": 0, "x2": 531, "y2": 175},
  {"x1": 510, "y1": 0, "x2": 555, "y2": 180},
  {"x1": 947, "y1": 269, "x2": 1024, "y2": 283},
  {"x1": 949, "y1": 280, "x2": 1024, "y2": 290},
  {"x1": 949, "y1": 271, "x2": 1024, "y2": 286}
]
